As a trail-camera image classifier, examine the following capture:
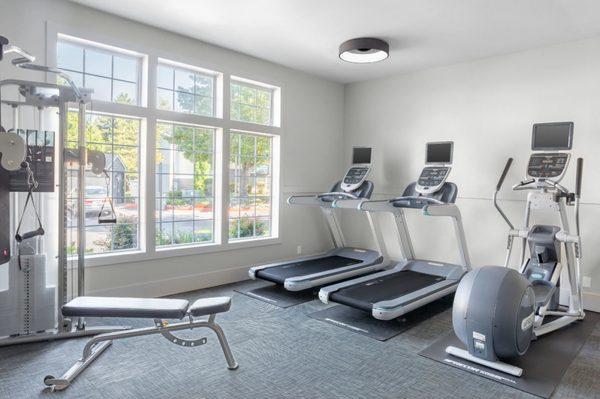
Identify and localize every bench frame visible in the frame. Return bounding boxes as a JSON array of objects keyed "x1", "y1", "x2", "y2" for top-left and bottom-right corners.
[{"x1": 44, "y1": 313, "x2": 238, "y2": 391}]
